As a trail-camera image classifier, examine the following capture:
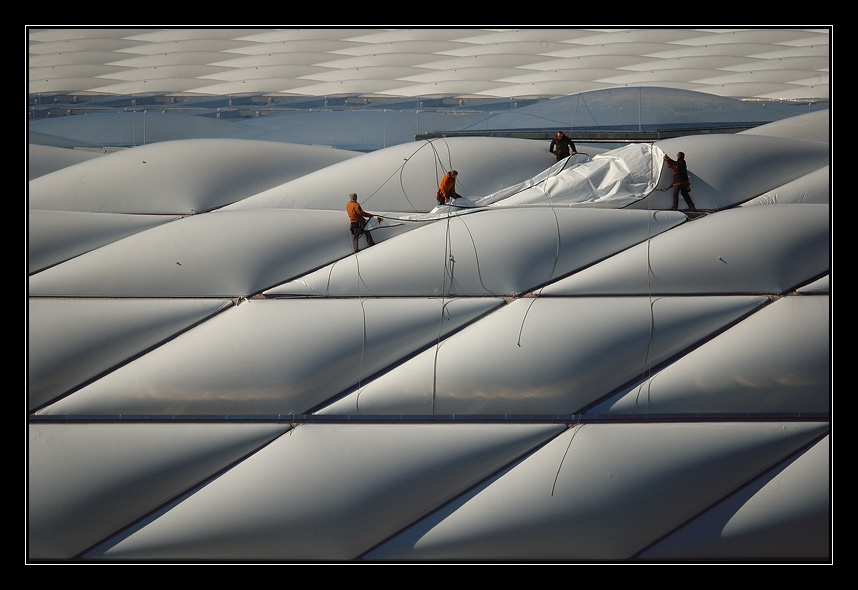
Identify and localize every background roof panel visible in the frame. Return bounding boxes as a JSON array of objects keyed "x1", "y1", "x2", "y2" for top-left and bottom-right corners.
[{"x1": 28, "y1": 27, "x2": 830, "y2": 100}]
